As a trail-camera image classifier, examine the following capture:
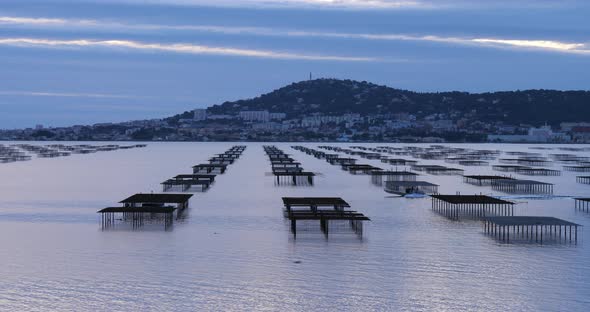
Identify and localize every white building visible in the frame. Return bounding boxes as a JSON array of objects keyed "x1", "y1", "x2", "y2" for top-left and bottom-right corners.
[
  {"x1": 488, "y1": 125, "x2": 570, "y2": 143},
  {"x1": 430, "y1": 119, "x2": 455, "y2": 131},
  {"x1": 301, "y1": 114, "x2": 361, "y2": 127},
  {"x1": 208, "y1": 114, "x2": 235, "y2": 120},
  {"x1": 269, "y1": 112, "x2": 287, "y2": 120},
  {"x1": 240, "y1": 110, "x2": 270, "y2": 122},
  {"x1": 561, "y1": 122, "x2": 590, "y2": 132},
  {"x1": 386, "y1": 120, "x2": 412, "y2": 129},
  {"x1": 193, "y1": 109, "x2": 208, "y2": 121},
  {"x1": 528, "y1": 125, "x2": 553, "y2": 137},
  {"x1": 252, "y1": 122, "x2": 282, "y2": 131}
]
